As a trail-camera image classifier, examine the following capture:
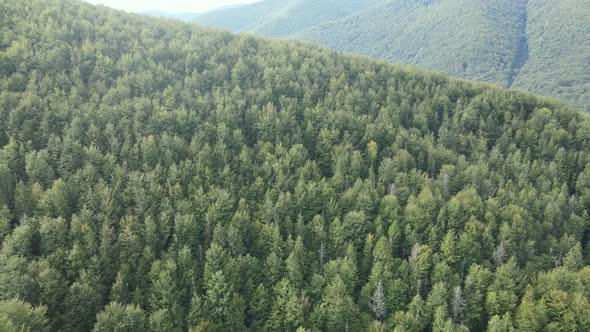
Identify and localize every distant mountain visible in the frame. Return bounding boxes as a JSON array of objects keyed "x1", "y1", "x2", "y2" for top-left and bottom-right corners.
[
  {"x1": 194, "y1": 0, "x2": 381, "y2": 37},
  {"x1": 510, "y1": 0, "x2": 590, "y2": 111},
  {"x1": 142, "y1": 3, "x2": 249, "y2": 22},
  {"x1": 142, "y1": 10, "x2": 201, "y2": 21},
  {"x1": 195, "y1": 0, "x2": 590, "y2": 111},
  {"x1": 301, "y1": 0, "x2": 528, "y2": 87}
]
